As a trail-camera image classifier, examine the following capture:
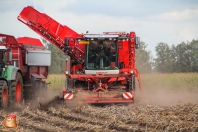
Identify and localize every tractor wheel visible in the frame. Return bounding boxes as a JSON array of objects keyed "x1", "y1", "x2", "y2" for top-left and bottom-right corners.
[
  {"x1": 11, "y1": 72, "x2": 23, "y2": 104},
  {"x1": 8, "y1": 81, "x2": 16, "y2": 104},
  {"x1": 0, "y1": 80, "x2": 8, "y2": 108}
]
